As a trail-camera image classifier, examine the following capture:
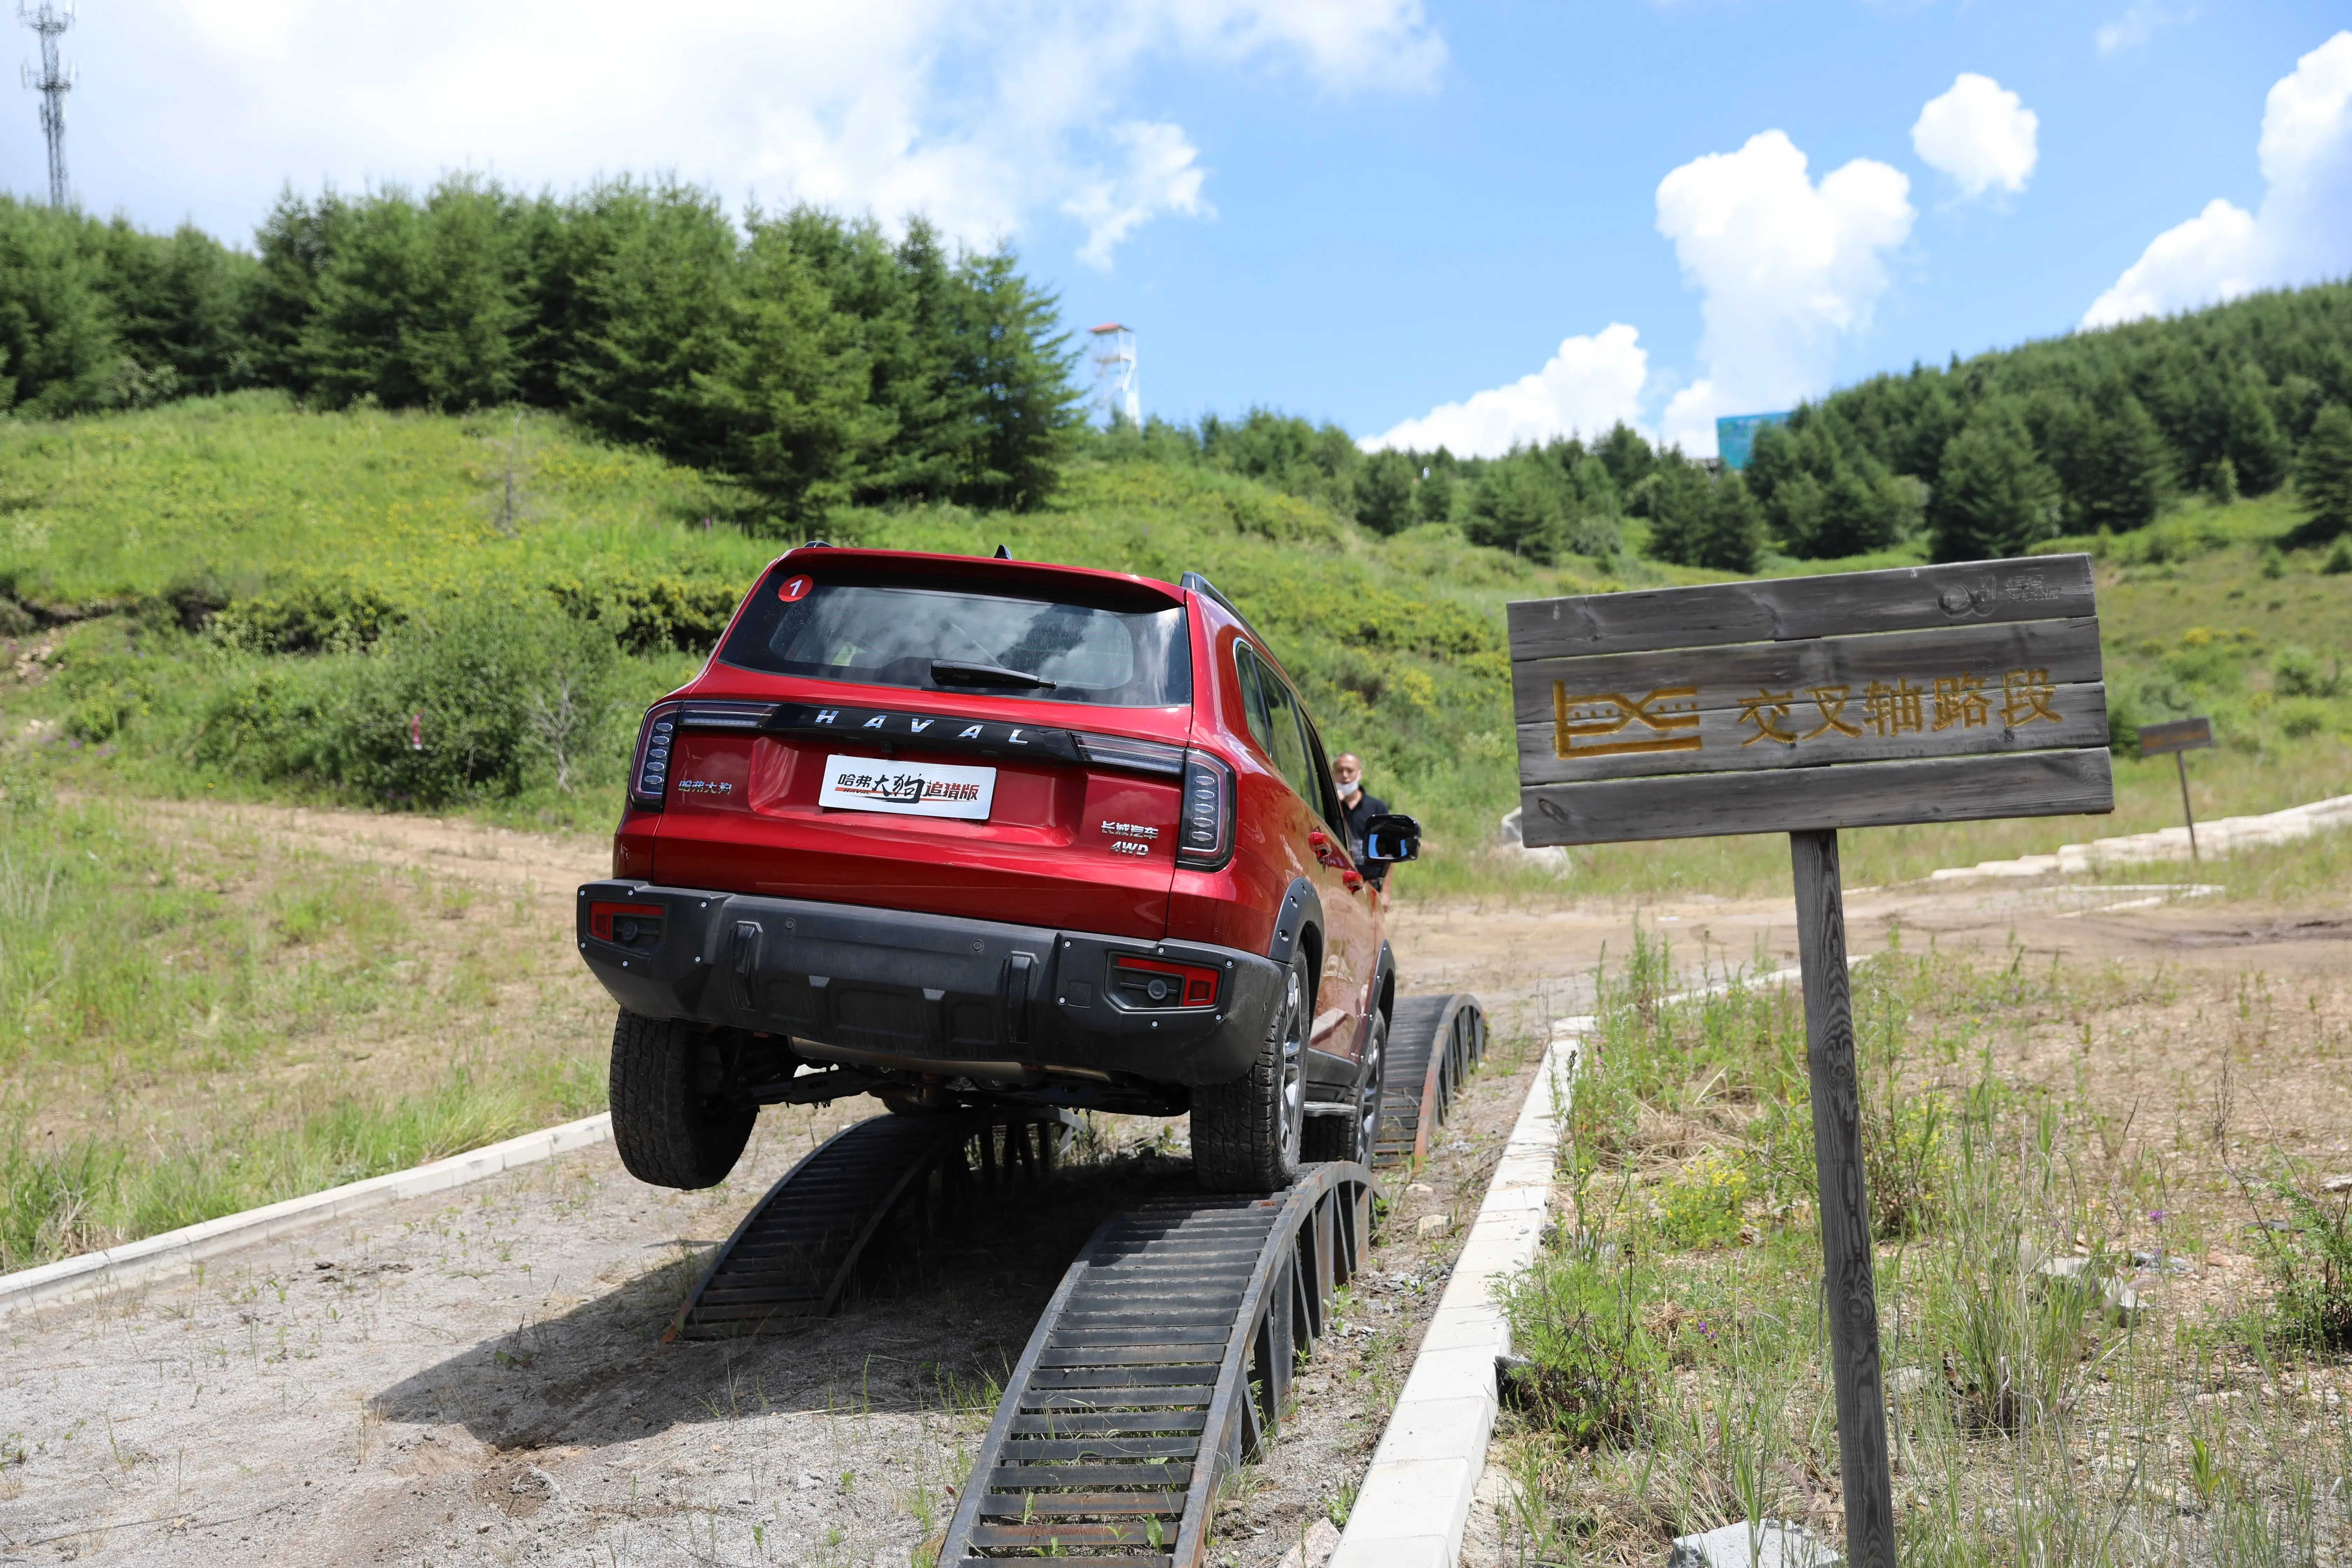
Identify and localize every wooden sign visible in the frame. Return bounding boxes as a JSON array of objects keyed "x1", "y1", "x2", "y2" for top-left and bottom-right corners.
[
  {"x1": 1508, "y1": 555, "x2": 2114, "y2": 845},
  {"x1": 1505, "y1": 554, "x2": 2118, "y2": 1568},
  {"x1": 2136, "y1": 715, "x2": 2212, "y2": 756}
]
